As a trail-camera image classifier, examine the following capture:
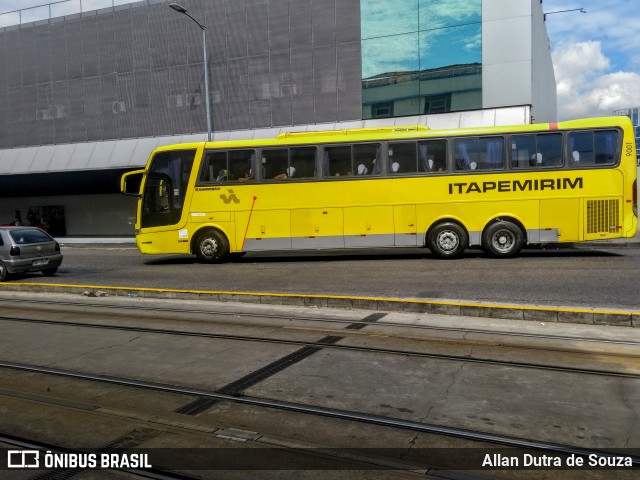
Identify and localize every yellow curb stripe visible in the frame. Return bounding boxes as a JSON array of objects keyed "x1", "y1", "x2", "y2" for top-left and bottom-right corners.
[{"x1": 1, "y1": 282, "x2": 638, "y2": 317}]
